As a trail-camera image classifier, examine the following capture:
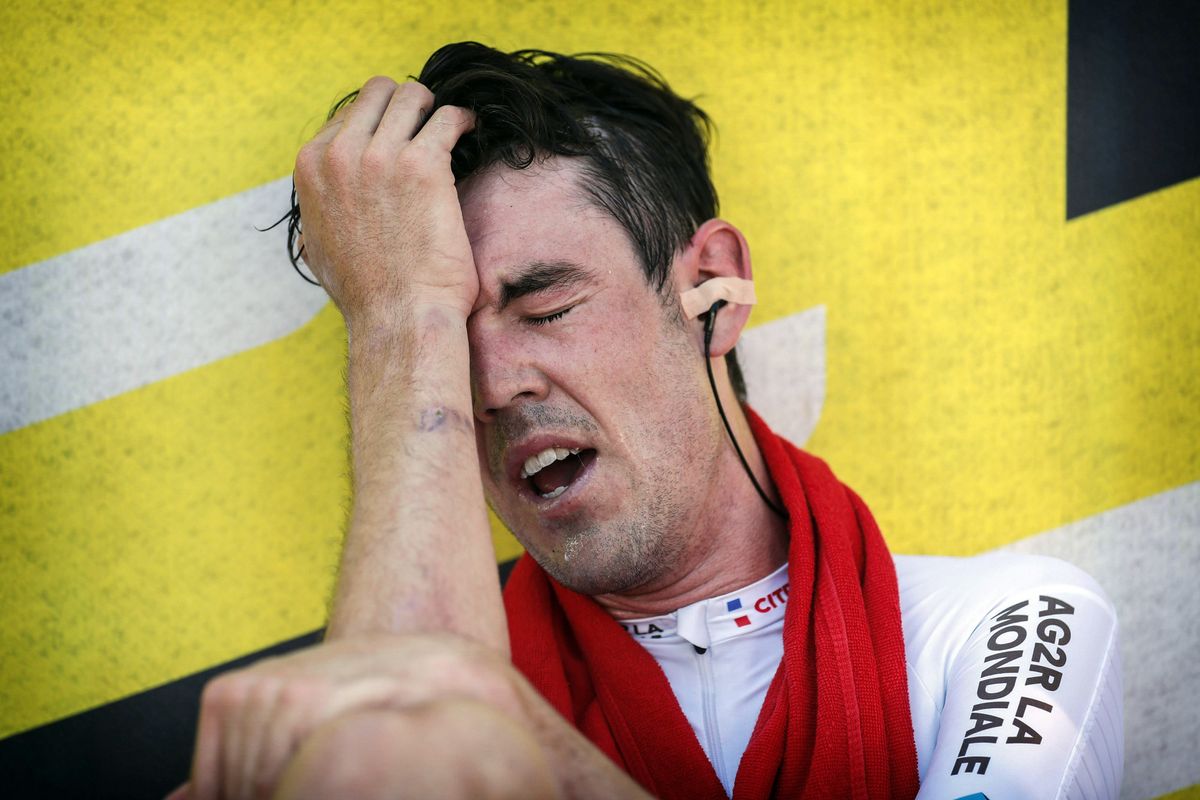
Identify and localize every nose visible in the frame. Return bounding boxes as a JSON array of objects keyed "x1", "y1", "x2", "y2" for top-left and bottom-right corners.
[{"x1": 469, "y1": 318, "x2": 551, "y2": 423}]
